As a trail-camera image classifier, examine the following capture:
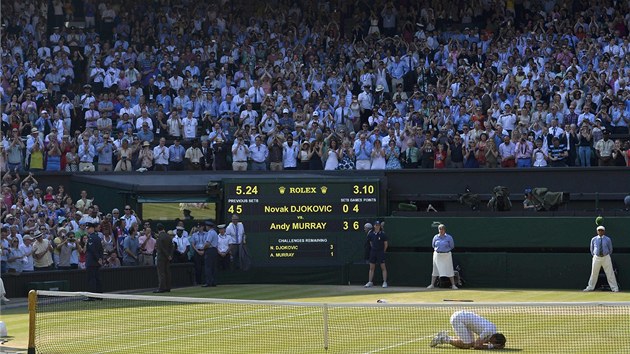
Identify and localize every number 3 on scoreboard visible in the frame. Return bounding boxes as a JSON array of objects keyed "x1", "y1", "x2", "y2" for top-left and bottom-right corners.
[{"x1": 228, "y1": 204, "x2": 242, "y2": 214}]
